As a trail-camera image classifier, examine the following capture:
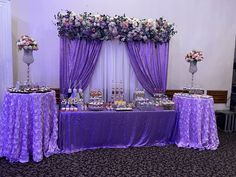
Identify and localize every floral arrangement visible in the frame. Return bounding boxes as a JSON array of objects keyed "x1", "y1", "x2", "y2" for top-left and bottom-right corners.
[
  {"x1": 55, "y1": 11, "x2": 177, "y2": 43},
  {"x1": 16, "y1": 35, "x2": 38, "y2": 50},
  {"x1": 185, "y1": 50, "x2": 203, "y2": 62}
]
